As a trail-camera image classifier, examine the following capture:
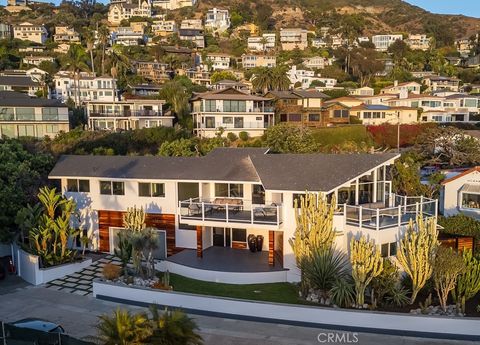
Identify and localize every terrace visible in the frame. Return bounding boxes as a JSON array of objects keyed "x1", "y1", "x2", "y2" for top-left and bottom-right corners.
[
  {"x1": 342, "y1": 194, "x2": 437, "y2": 230},
  {"x1": 179, "y1": 197, "x2": 283, "y2": 229}
]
